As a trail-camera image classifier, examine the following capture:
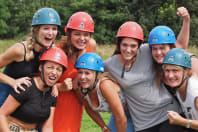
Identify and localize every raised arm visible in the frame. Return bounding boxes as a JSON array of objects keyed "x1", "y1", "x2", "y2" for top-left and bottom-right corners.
[{"x1": 176, "y1": 7, "x2": 190, "y2": 49}]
